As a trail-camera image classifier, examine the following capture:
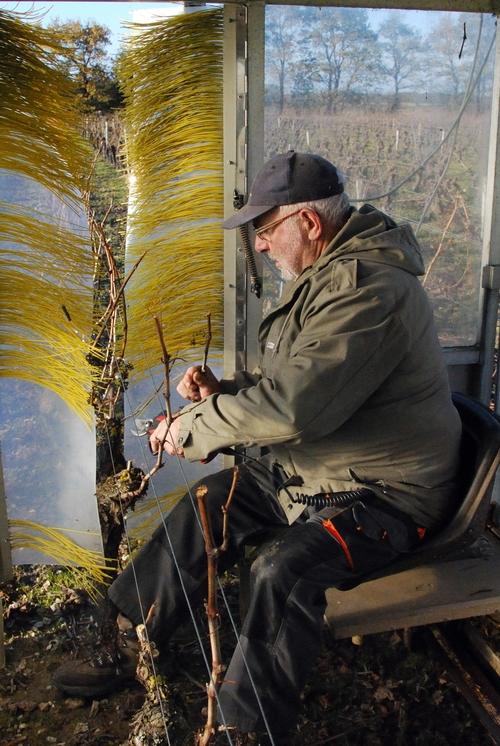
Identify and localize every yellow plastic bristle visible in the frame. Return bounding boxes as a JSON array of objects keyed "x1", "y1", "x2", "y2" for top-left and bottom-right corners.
[
  {"x1": 0, "y1": 10, "x2": 91, "y2": 201},
  {"x1": 0, "y1": 10, "x2": 94, "y2": 423},
  {"x1": 9, "y1": 519, "x2": 112, "y2": 601},
  {"x1": 128, "y1": 485, "x2": 186, "y2": 541},
  {"x1": 118, "y1": 9, "x2": 224, "y2": 378}
]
